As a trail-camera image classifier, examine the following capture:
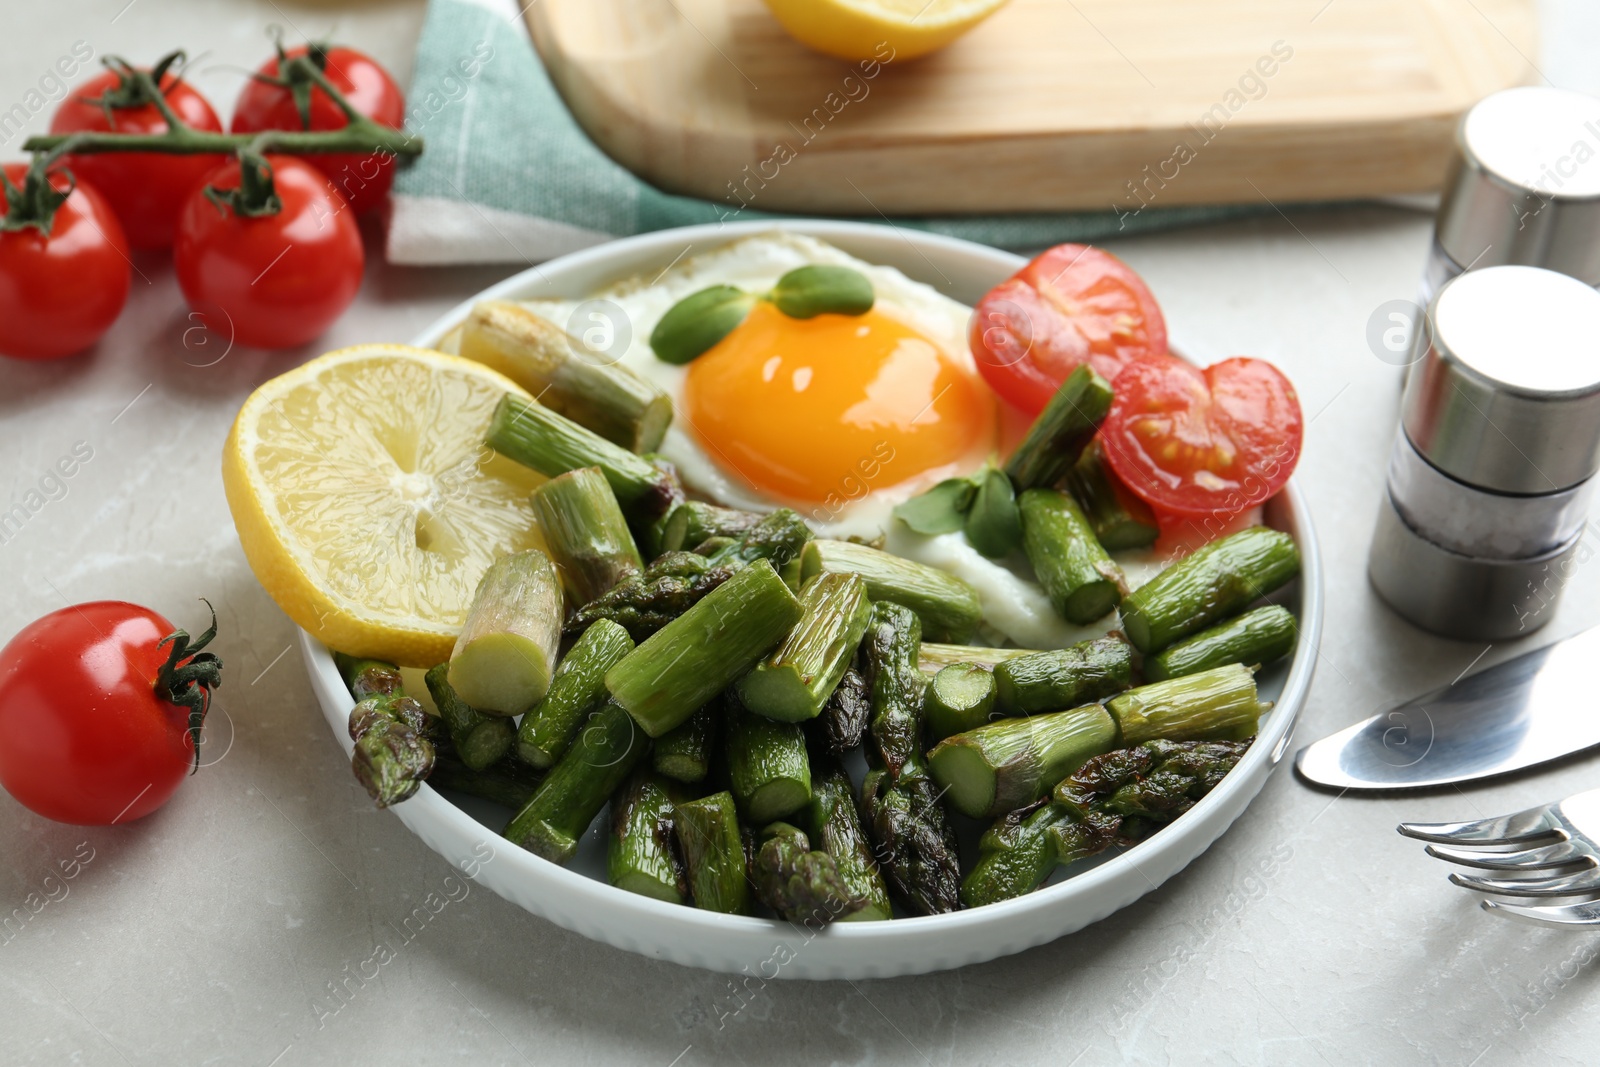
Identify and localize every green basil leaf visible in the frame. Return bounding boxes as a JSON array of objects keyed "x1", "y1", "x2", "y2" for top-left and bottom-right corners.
[
  {"x1": 769, "y1": 265, "x2": 875, "y2": 320},
  {"x1": 893, "y1": 478, "x2": 977, "y2": 535},
  {"x1": 650, "y1": 285, "x2": 758, "y2": 365}
]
